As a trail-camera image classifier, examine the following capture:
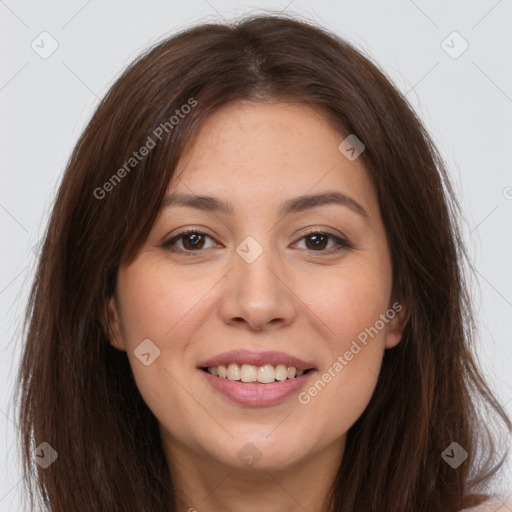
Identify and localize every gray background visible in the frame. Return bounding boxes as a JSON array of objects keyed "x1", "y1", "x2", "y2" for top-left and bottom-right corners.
[{"x1": 1, "y1": 0, "x2": 511, "y2": 509}]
